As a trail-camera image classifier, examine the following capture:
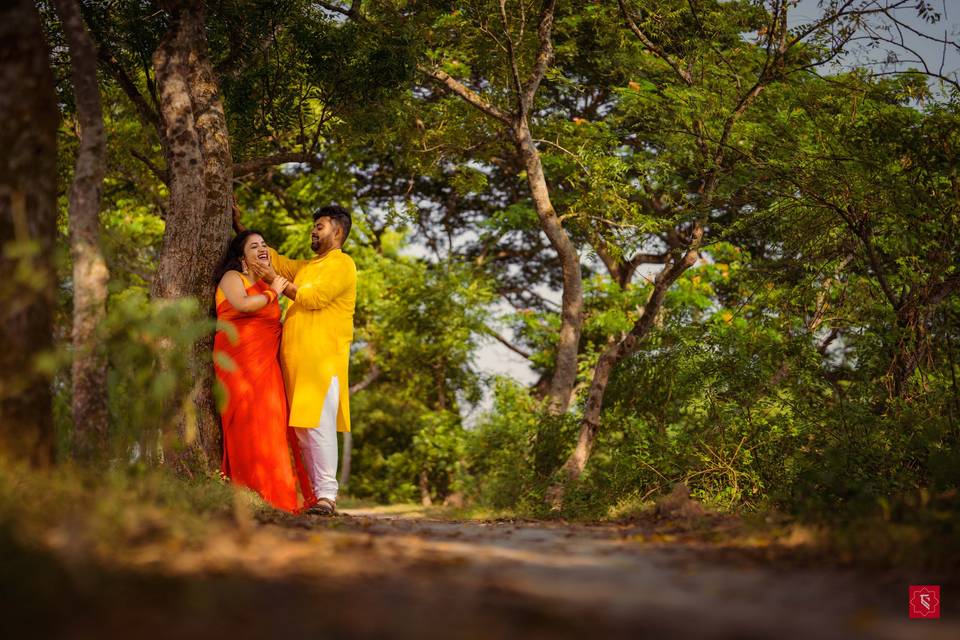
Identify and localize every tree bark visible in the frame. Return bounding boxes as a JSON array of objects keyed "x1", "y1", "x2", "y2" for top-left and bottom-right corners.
[
  {"x1": 0, "y1": 0, "x2": 59, "y2": 467},
  {"x1": 516, "y1": 122, "x2": 583, "y2": 414},
  {"x1": 419, "y1": 469, "x2": 433, "y2": 507},
  {"x1": 339, "y1": 362, "x2": 381, "y2": 489},
  {"x1": 152, "y1": 2, "x2": 233, "y2": 467},
  {"x1": 339, "y1": 432, "x2": 353, "y2": 489},
  {"x1": 53, "y1": 0, "x2": 111, "y2": 461}
]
